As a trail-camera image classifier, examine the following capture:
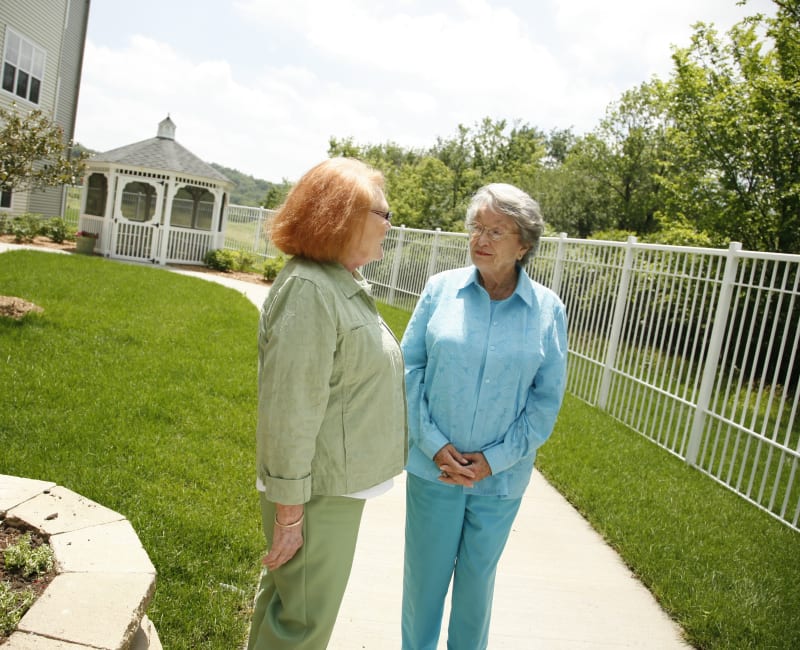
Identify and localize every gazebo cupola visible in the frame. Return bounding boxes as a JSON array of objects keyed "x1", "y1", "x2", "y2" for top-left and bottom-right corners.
[
  {"x1": 78, "y1": 116, "x2": 234, "y2": 265},
  {"x1": 157, "y1": 115, "x2": 176, "y2": 139}
]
